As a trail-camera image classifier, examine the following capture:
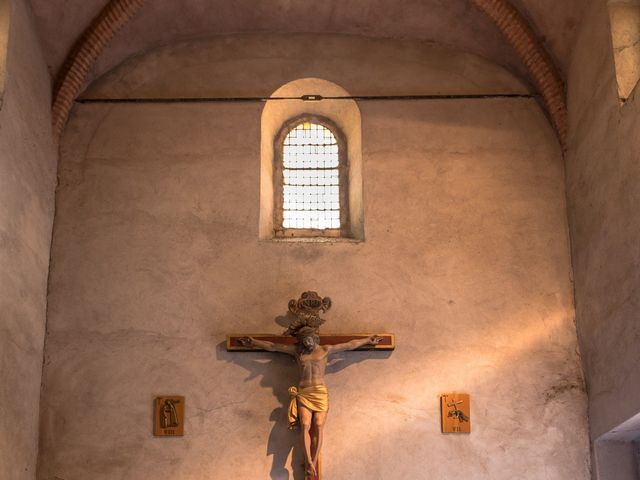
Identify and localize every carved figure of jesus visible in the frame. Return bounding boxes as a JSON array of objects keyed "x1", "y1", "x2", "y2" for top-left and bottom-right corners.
[{"x1": 241, "y1": 327, "x2": 381, "y2": 478}]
